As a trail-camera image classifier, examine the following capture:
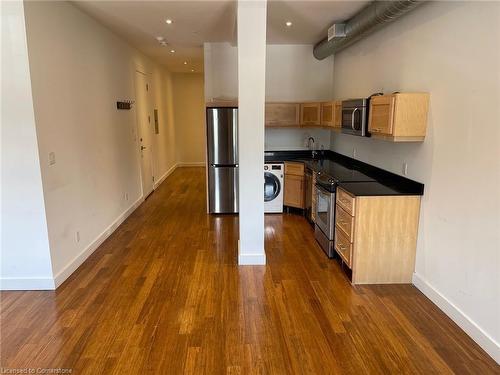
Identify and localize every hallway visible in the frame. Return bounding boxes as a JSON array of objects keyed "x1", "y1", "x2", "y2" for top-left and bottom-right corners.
[{"x1": 1, "y1": 168, "x2": 497, "y2": 374}]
